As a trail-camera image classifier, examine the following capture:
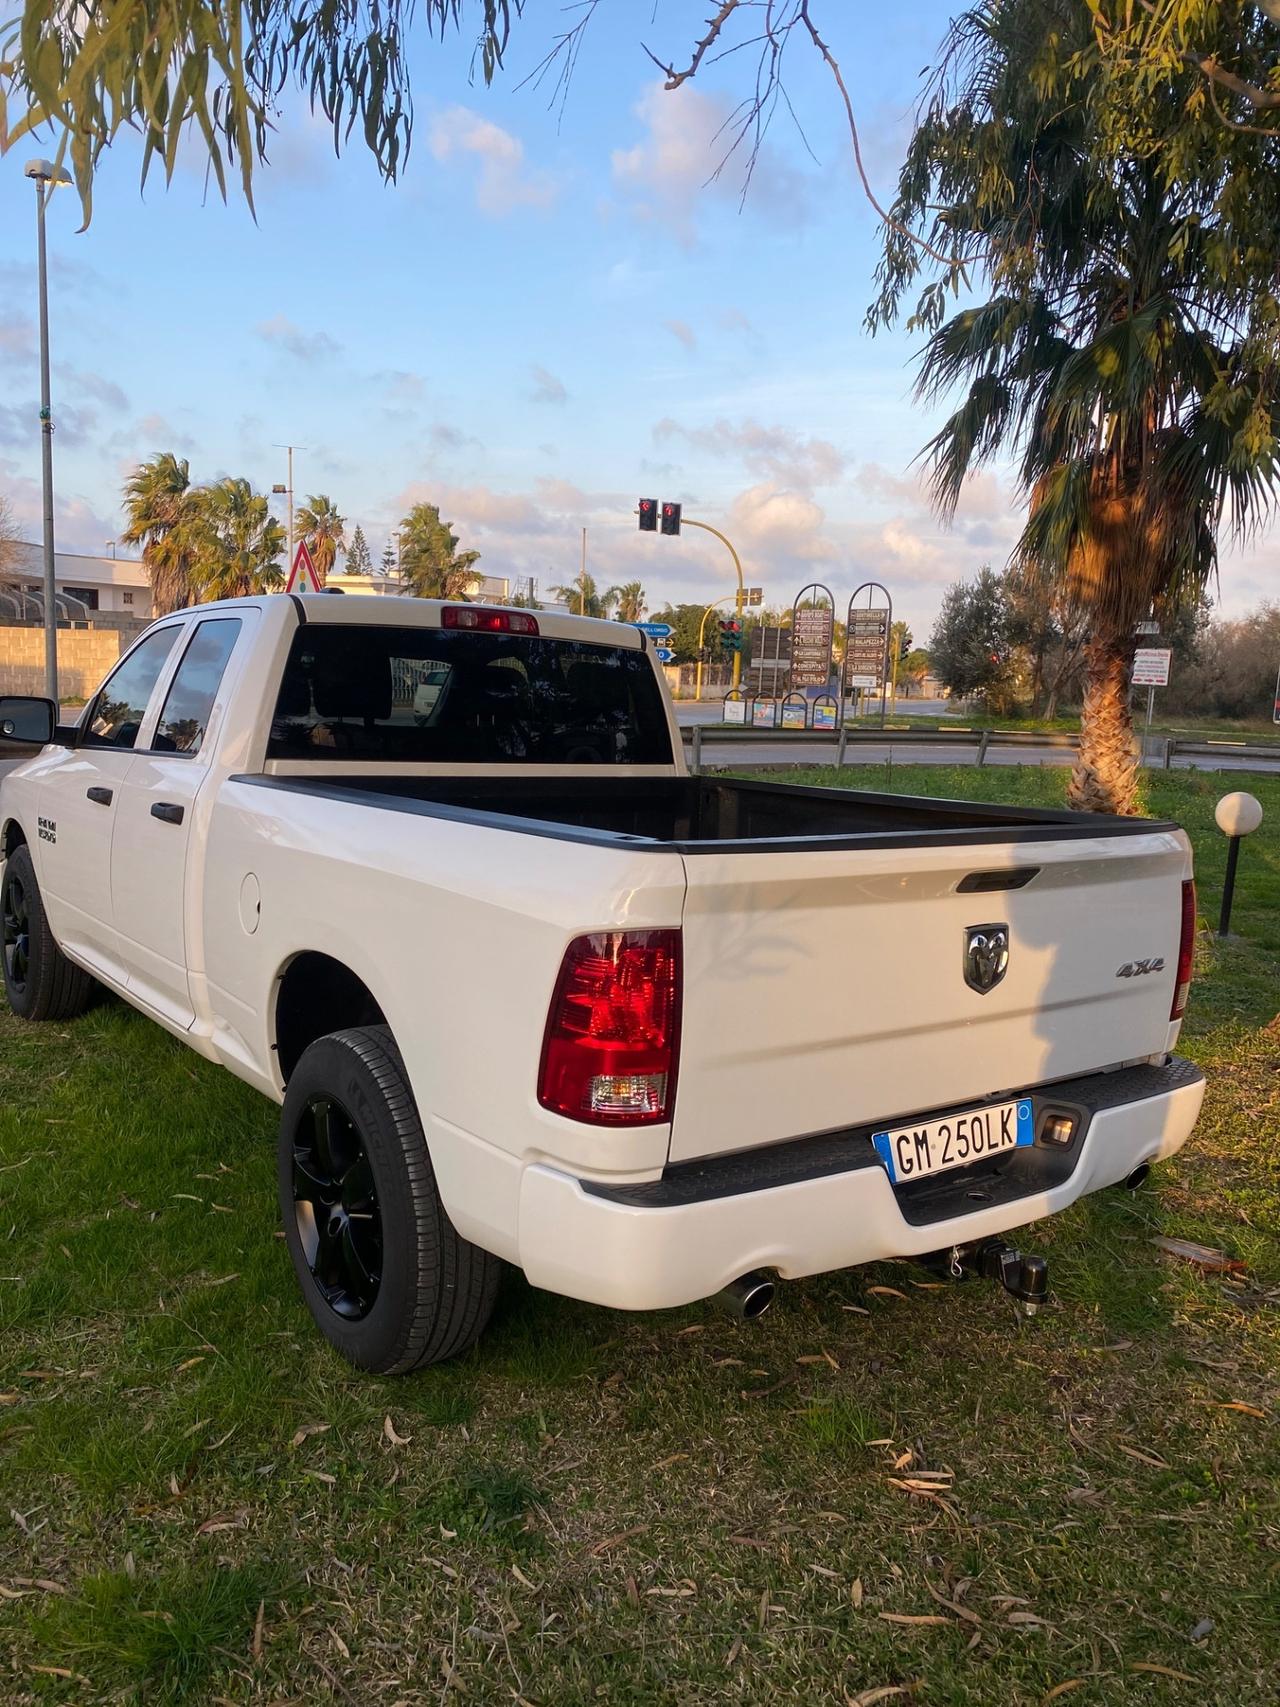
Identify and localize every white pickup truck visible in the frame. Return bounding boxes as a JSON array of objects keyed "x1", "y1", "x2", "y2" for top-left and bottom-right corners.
[{"x1": 0, "y1": 595, "x2": 1204, "y2": 1372}]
